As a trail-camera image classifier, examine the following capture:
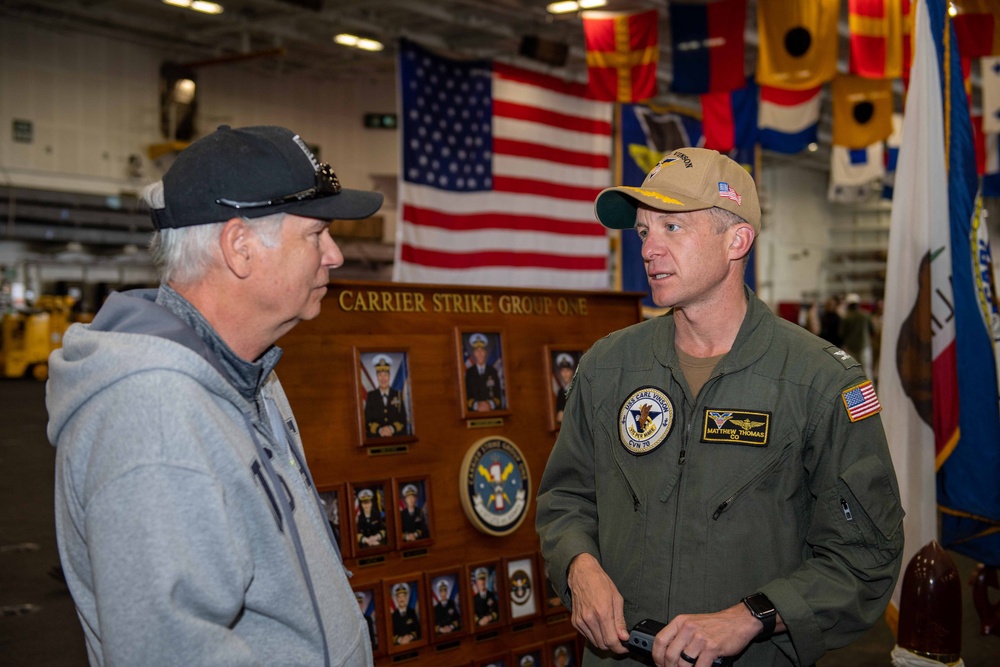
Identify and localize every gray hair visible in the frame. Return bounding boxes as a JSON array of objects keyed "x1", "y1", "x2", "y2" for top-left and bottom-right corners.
[
  {"x1": 143, "y1": 181, "x2": 285, "y2": 285},
  {"x1": 706, "y1": 206, "x2": 755, "y2": 266},
  {"x1": 706, "y1": 206, "x2": 749, "y2": 233}
]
